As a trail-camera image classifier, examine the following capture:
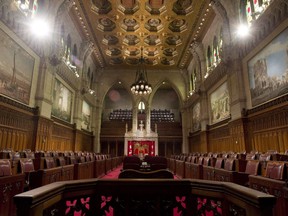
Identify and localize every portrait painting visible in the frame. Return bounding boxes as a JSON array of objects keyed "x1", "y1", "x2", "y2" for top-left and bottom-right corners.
[
  {"x1": 52, "y1": 79, "x2": 73, "y2": 122},
  {"x1": 0, "y1": 28, "x2": 35, "y2": 104},
  {"x1": 192, "y1": 102, "x2": 200, "y2": 131},
  {"x1": 210, "y1": 82, "x2": 230, "y2": 124},
  {"x1": 248, "y1": 27, "x2": 288, "y2": 107},
  {"x1": 81, "y1": 100, "x2": 91, "y2": 130}
]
